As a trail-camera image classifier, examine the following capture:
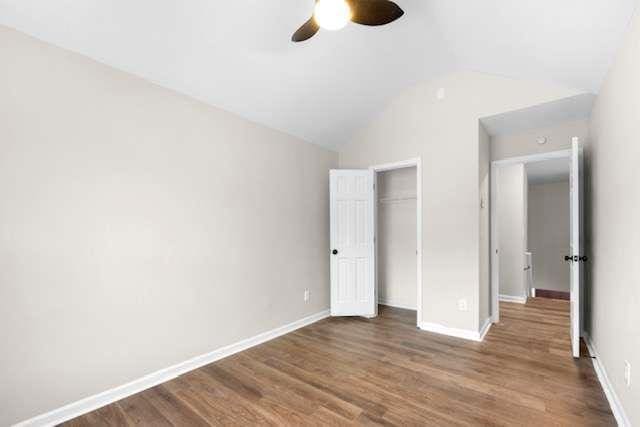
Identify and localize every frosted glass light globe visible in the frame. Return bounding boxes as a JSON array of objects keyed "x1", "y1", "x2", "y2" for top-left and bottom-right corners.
[{"x1": 314, "y1": 0, "x2": 352, "y2": 31}]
